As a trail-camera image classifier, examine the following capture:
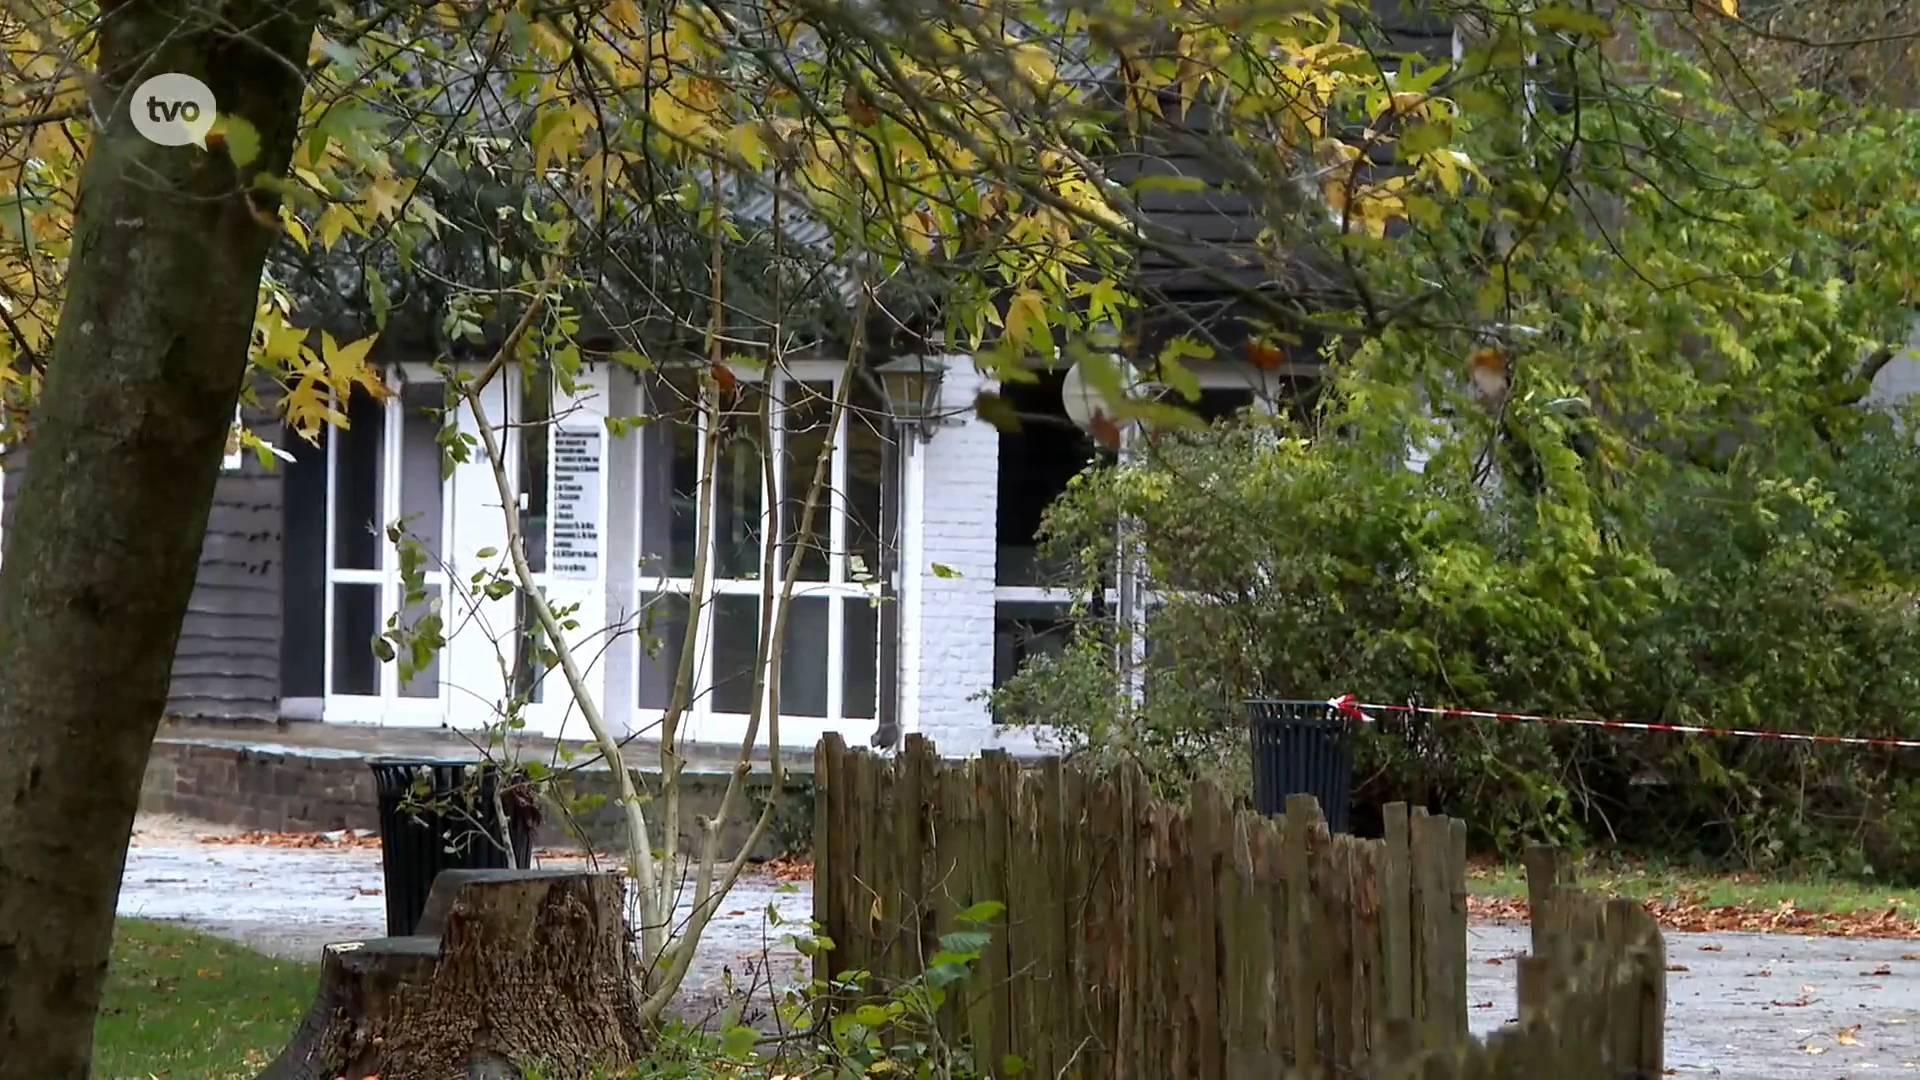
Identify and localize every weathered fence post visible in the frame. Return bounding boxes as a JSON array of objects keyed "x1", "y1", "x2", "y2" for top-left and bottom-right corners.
[{"x1": 1521, "y1": 844, "x2": 1574, "y2": 957}]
